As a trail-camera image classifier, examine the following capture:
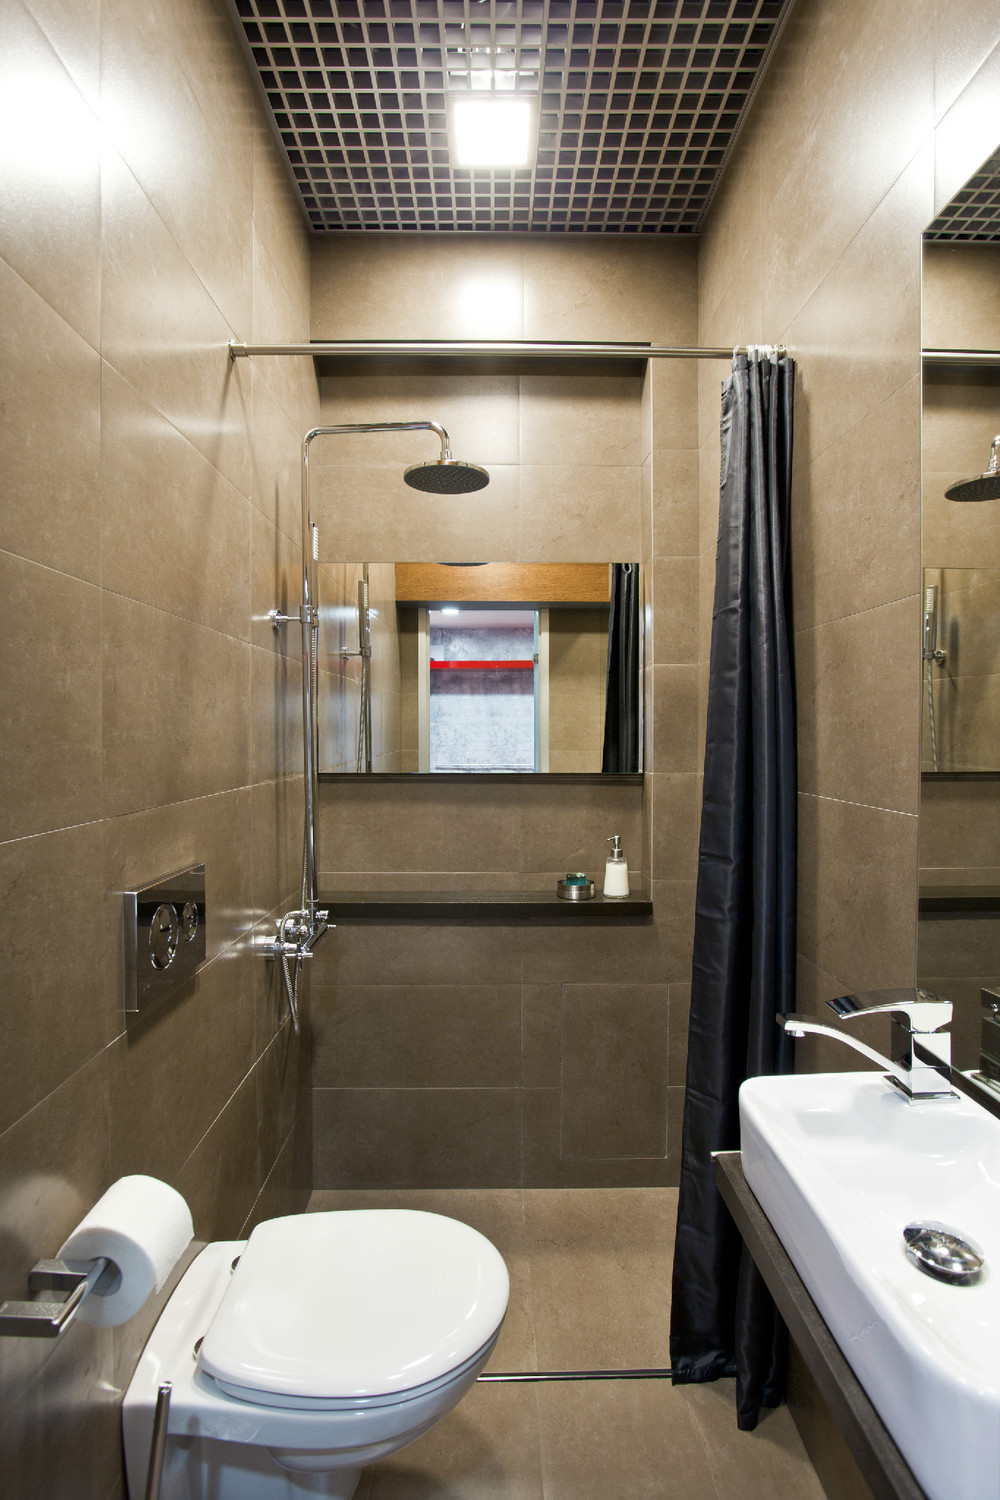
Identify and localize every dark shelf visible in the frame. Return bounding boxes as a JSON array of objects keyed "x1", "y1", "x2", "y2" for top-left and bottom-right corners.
[
  {"x1": 918, "y1": 885, "x2": 1000, "y2": 917},
  {"x1": 319, "y1": 772, "x2": 643, "y2": 784},
  {"x1": 318, "y1": 888, "x2": 653, "y2": 923}
]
